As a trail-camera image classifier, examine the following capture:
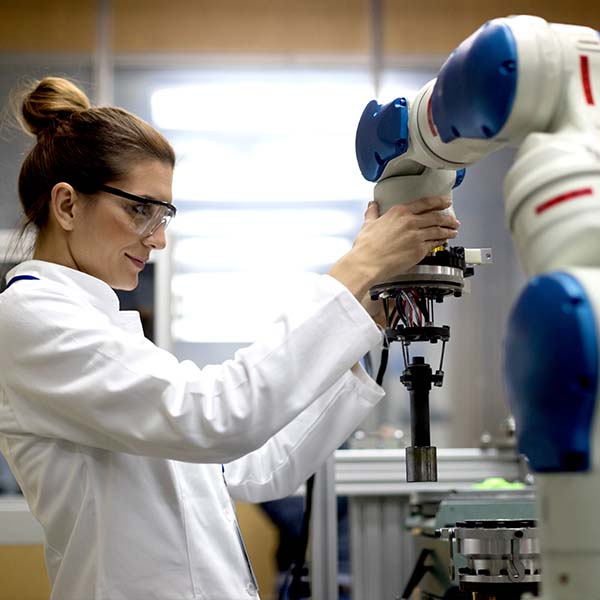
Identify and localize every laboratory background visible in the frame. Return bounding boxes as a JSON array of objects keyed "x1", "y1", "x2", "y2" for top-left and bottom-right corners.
[{"x1": 0, "y1": 1, "x2": 599, "y2": 599}]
